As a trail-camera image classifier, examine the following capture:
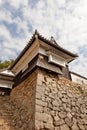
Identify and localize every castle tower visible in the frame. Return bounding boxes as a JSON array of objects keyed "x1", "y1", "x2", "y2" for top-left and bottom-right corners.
[
  {"x1": 1, "y1": 31, "x2": 87, "y2": 130},
  {"x1": 10, "y1": 30, "x2": 78, "y2": 83},
  {"x1": 9, "y1": 31, "x2": 82, "y2": 130}
]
